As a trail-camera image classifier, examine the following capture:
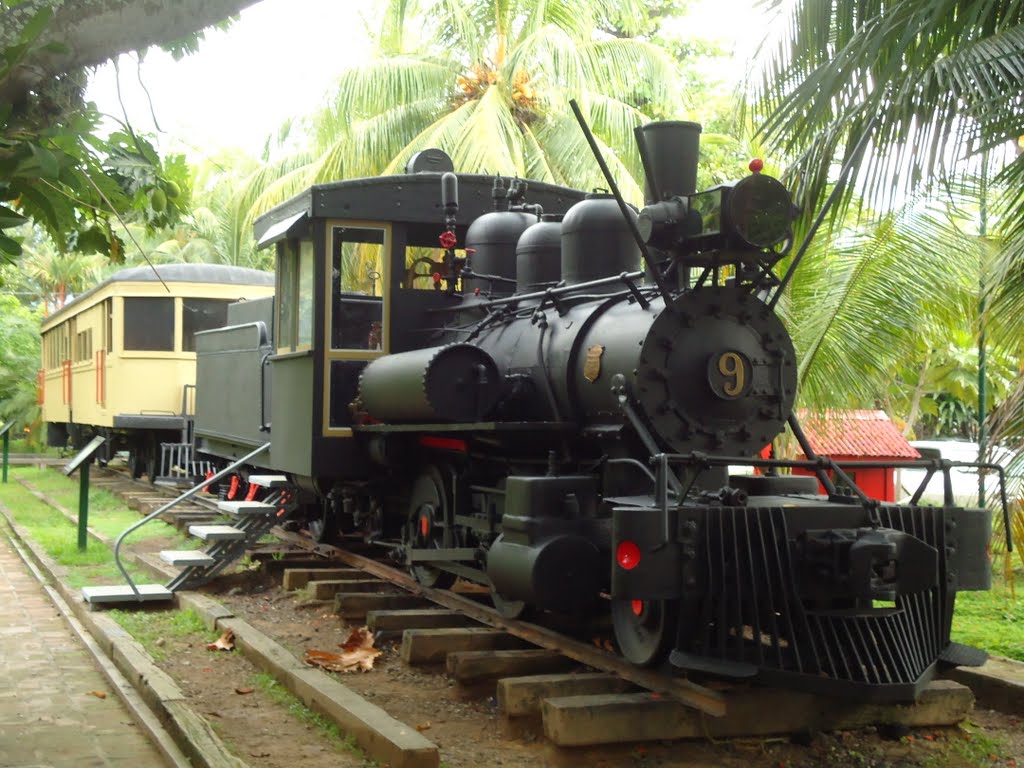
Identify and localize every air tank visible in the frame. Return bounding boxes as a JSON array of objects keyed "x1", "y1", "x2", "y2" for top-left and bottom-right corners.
[
  {"x1": 515, "y1": 214, "x2": 563, "y2": 293},
  {"x1": 357, "y1": 344, "x2": 502, "y2": 422},
  {"x1": 560, "y1": 194, "x2": 640, "y2": 292},
  {"x1": 465, "y1": 210, "x2": 535, "y2": 295}
]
